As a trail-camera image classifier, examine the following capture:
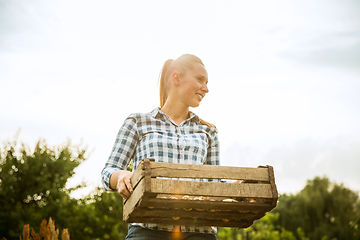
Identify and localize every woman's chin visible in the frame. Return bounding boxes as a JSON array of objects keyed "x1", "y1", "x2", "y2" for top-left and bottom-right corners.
[{"x1": 190, "y1": 102, "x2": 201, "y2": 108}]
